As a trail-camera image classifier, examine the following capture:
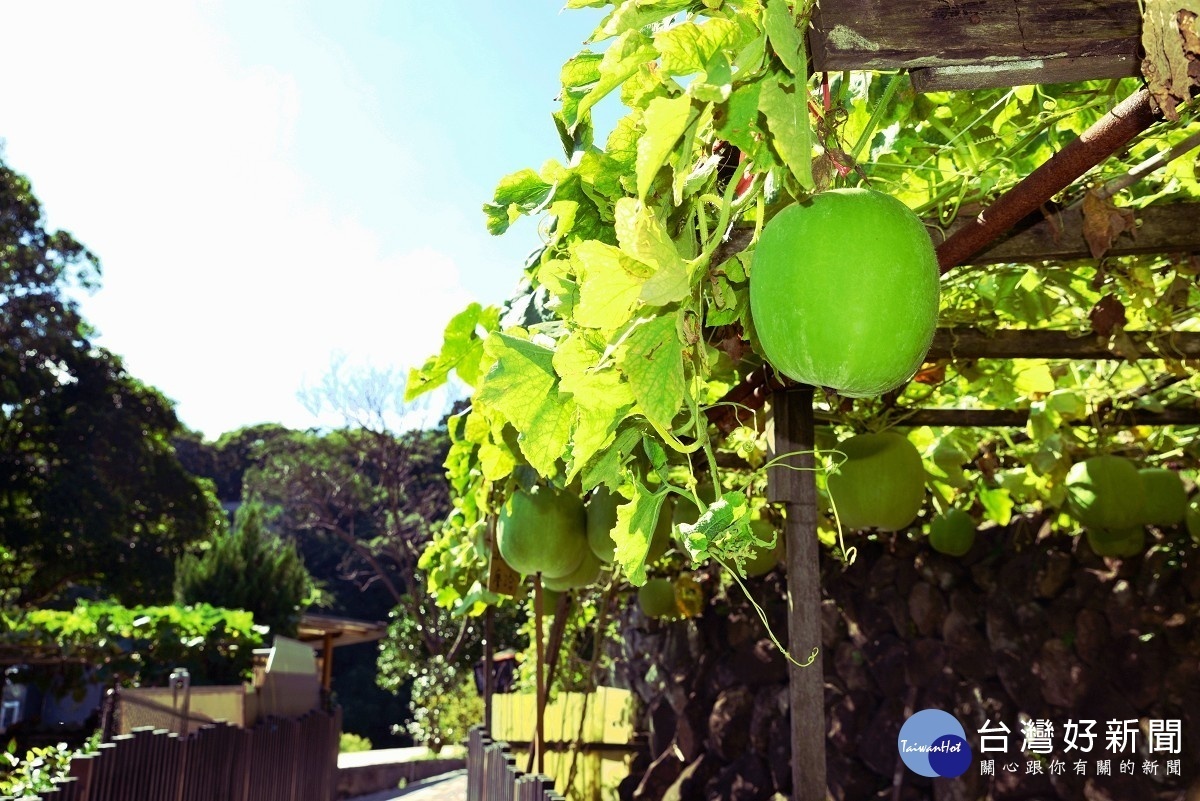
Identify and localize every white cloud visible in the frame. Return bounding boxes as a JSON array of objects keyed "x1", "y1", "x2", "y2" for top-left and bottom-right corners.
[{"x1": 0, "y1": 1, "x2": 471, "y2": 436}]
